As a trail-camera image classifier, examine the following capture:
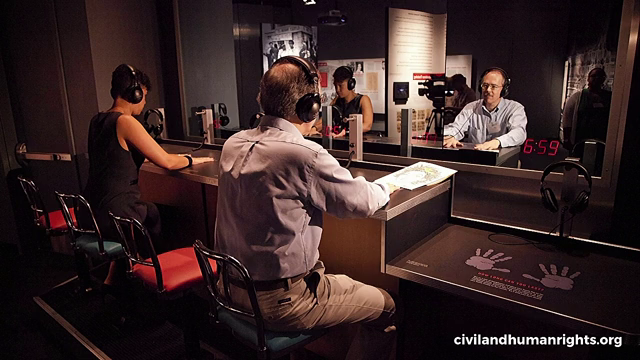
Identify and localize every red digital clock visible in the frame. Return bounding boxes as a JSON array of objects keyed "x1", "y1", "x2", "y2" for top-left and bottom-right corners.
[{"x1": 523, "y1": 138, "x2": 560, "y2": 156}]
